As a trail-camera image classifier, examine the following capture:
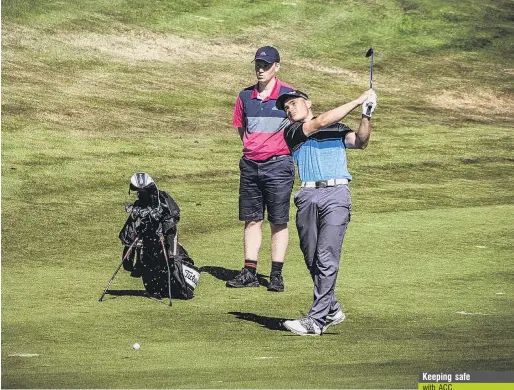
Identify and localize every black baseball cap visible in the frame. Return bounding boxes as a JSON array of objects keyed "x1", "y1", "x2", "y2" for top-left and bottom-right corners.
[
  {"x1": 254, "y1": 46, "x2": 280, "y2": 63},
  {"x1": 276, "y1": 90, "x2": 310, "y2": 111}
]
